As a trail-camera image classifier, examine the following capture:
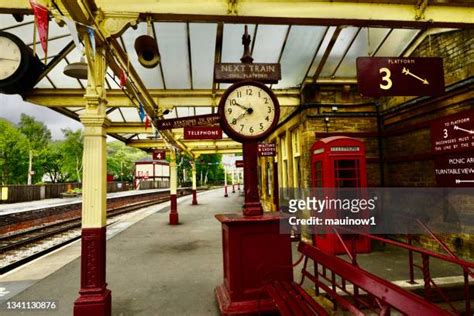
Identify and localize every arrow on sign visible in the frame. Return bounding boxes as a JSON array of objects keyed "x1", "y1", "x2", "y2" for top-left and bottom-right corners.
[
  {"x1": 455, "y1": 179, "x2": 474, "y2": 184},
  {"x1": 402, "y1": 67, "x2": 429, "y2": 85},
  {"x1": 453, "y1": 125, "x2": 474, "y2": 134}
]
